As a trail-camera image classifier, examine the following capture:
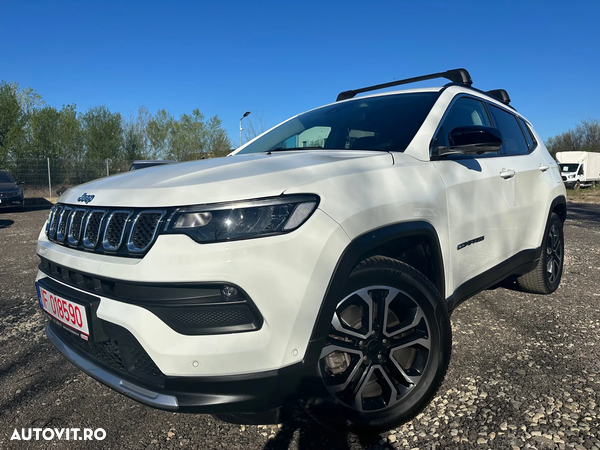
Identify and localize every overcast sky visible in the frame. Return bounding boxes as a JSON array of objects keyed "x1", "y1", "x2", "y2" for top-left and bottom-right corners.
[{"x1": 2, "y1": 0, "x2": 599, "y2": 144}]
